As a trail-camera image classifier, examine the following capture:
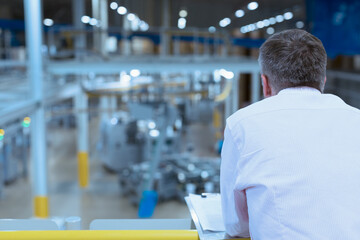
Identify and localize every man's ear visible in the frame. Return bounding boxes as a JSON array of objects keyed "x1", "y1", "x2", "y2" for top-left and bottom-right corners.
[{"x1": 261, "y1": 74, "x2": 272, "y2": 98}]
